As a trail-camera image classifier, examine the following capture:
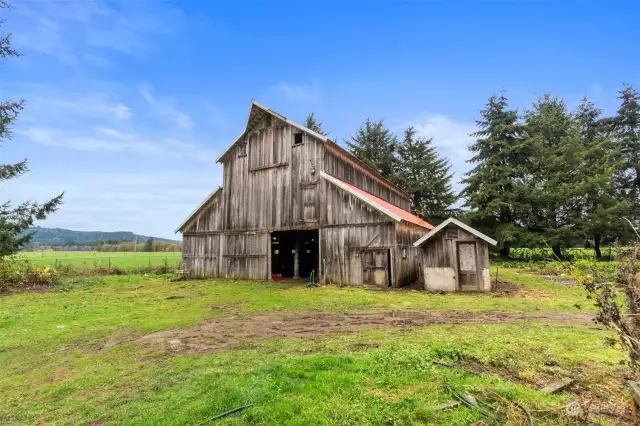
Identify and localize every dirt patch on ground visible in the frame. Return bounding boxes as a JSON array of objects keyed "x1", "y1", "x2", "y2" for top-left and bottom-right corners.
[{"x1": 137, "y1": 309, "x2": 593, "y2": 354}]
